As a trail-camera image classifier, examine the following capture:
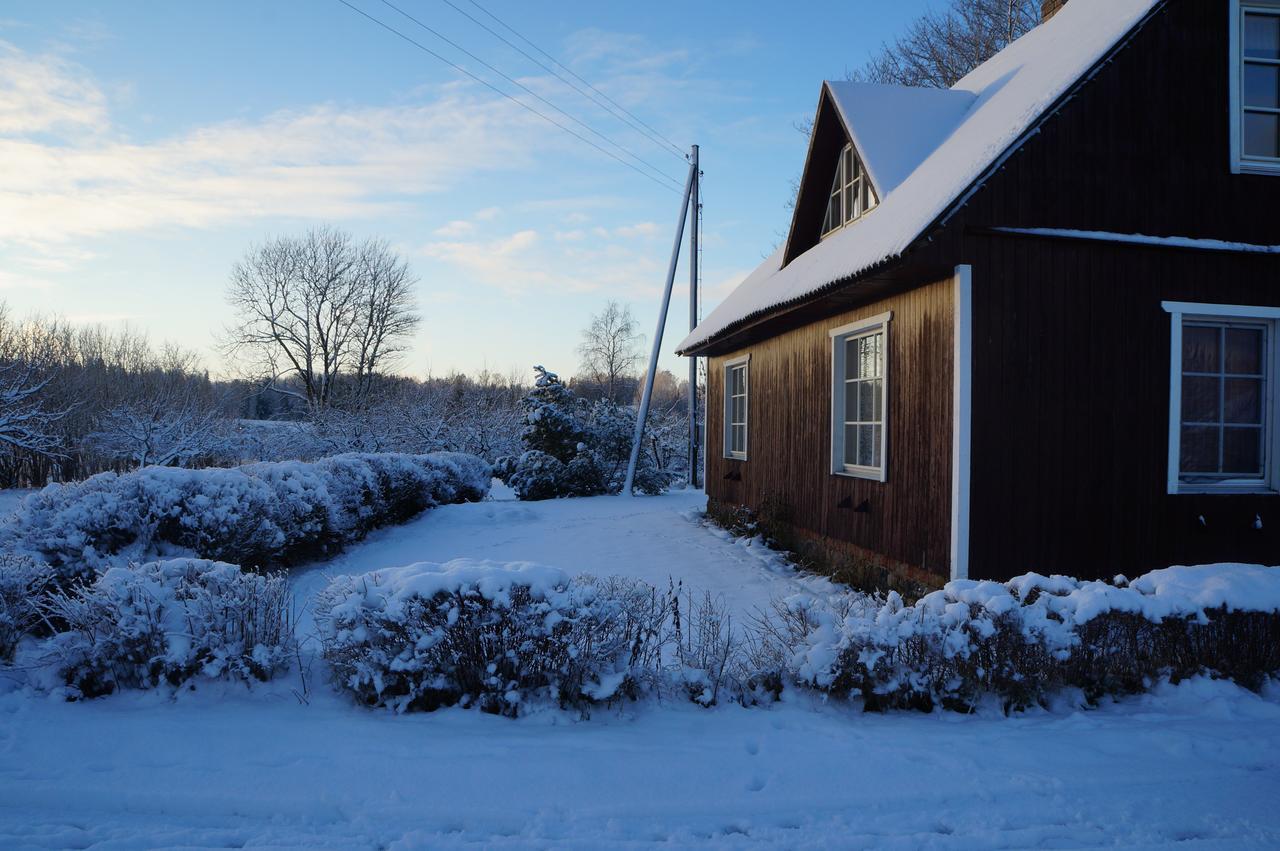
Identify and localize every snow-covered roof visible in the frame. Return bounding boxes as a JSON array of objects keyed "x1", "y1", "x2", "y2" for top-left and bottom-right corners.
[
  {"x1": 678, "y1": 0, "x2": 1162, "y2": 354},
  {"x1": 825, "y1": 81, "x2": 977, "y2": 200}
]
